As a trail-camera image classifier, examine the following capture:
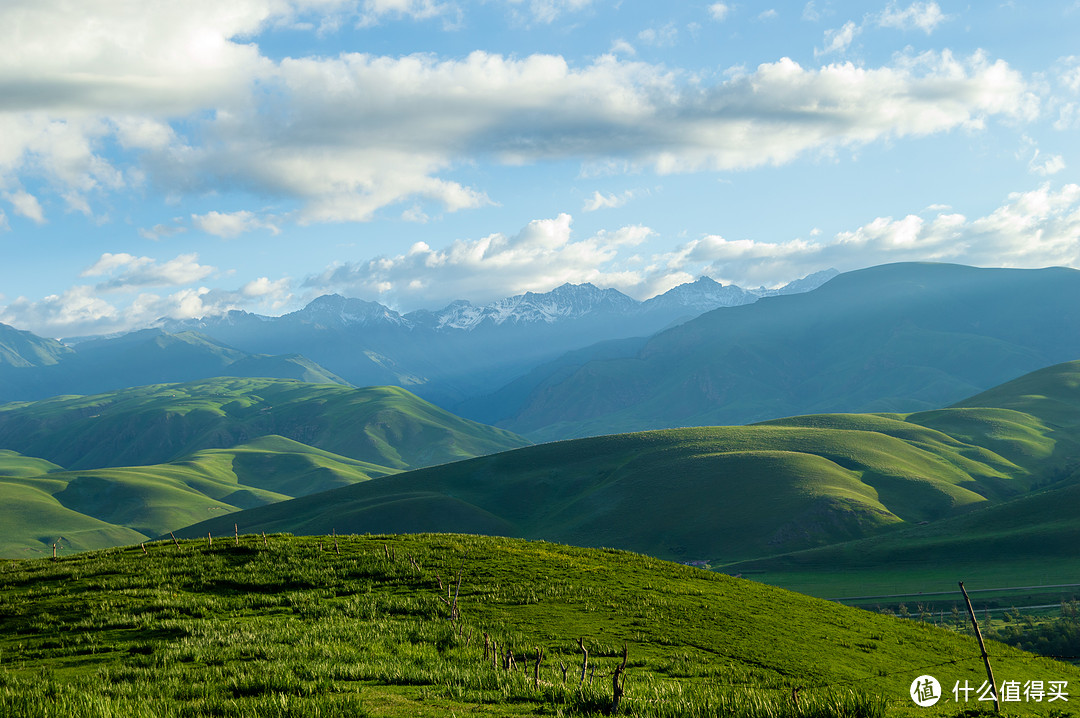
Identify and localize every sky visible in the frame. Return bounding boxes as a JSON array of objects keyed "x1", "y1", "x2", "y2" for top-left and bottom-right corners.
[{"x1": 1, "y1": 0, "x2": 1079, "y2": 338}]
